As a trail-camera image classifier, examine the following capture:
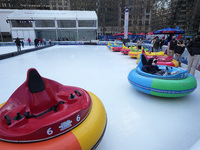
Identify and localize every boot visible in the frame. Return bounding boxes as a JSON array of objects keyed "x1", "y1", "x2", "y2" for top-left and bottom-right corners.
[{"x1": 179, "y1": 62, "x2": 182, "y2": 67}]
